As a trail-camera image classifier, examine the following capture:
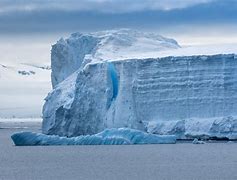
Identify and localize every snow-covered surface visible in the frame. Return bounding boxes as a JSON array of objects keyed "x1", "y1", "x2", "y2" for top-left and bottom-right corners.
[
  {"x1": 192, "y1": 138, "x2": 205, "y2": 144},
  {"x1": 0, "y1": 63, "x2": 51, "y2": 118},
  {"x1": 51, "y1": 29, "x2": 180, "y2": 87},
  {"x1": 43, "y1": 53, "x2": 237, "y2": 138},
  {"x1": 51, "y1": 29, "x2": 237, "y2": 88},
  {"x1": 11, "y1": 128, "x2": 176, "y2": 146}
]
